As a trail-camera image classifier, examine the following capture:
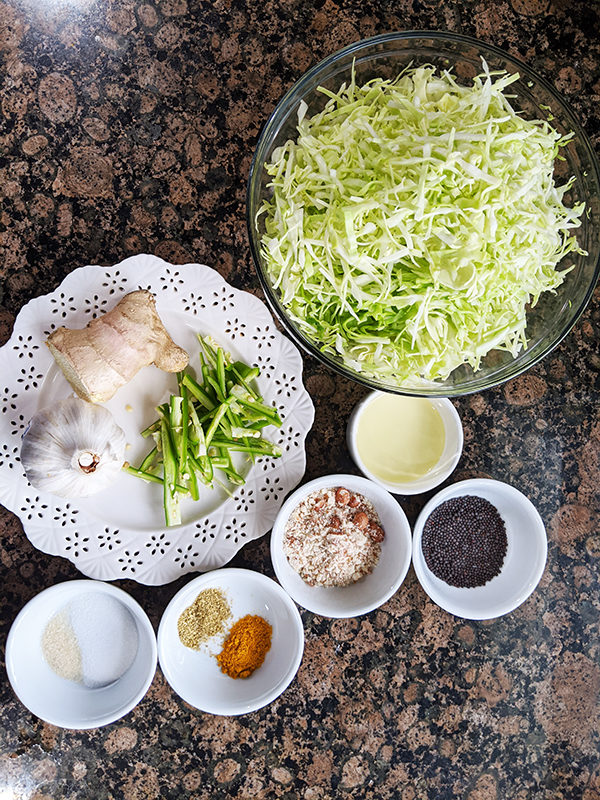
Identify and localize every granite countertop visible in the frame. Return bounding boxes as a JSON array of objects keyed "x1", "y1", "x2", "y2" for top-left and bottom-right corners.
[{"x1": 1, "y1": 0, "x2": 600, "y2": 797}]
